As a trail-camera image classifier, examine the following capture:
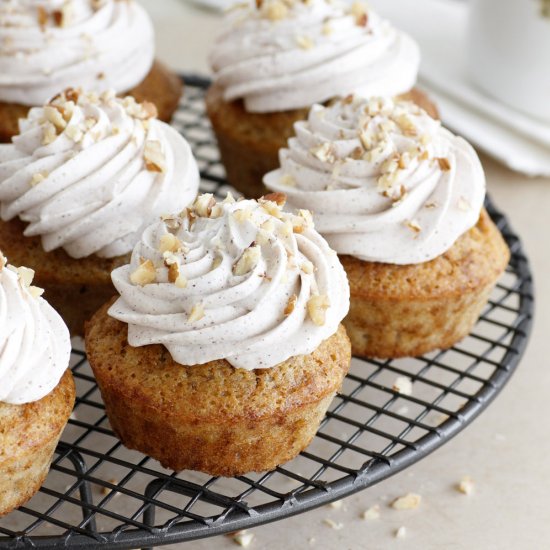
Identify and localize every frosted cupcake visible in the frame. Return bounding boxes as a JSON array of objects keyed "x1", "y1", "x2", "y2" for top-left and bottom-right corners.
[
  {"x1": 86, "y1": 193, "x2": 351, "y2": 476},
  {"x1": 0, "y1": 0, "x2": 182, "y2": 142},
  {"x1": 206, "y1": 0, "x2": 436, "y2": 198},
  {"x1": 0, "y1": 252, "x2": 74, "y2": 517},
  {"x1": 264, "y1": 96, "x2": 510, "y2": 358},
  {"x1": 0, "y1": 88, "x2": 199, "y2": 334}
]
